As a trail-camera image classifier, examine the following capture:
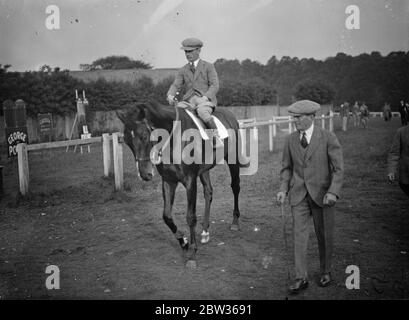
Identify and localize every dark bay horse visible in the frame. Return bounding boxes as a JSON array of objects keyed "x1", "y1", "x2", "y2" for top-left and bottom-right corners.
[{"x1": 116, "y1": 100, "x2": 247, "y2": 268}]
